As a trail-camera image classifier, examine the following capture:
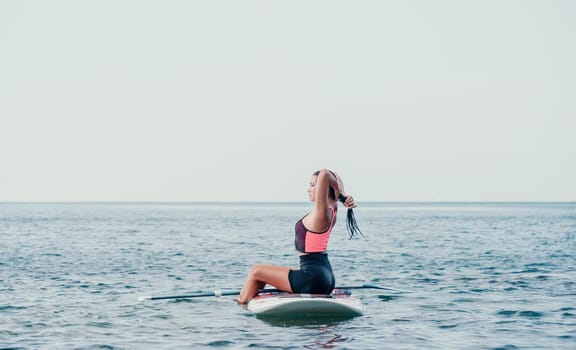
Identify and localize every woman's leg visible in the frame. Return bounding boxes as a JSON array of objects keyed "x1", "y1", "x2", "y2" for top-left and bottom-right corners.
[{"x1": 237, "y1": 264, "x2": 293, "y2": 304}]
